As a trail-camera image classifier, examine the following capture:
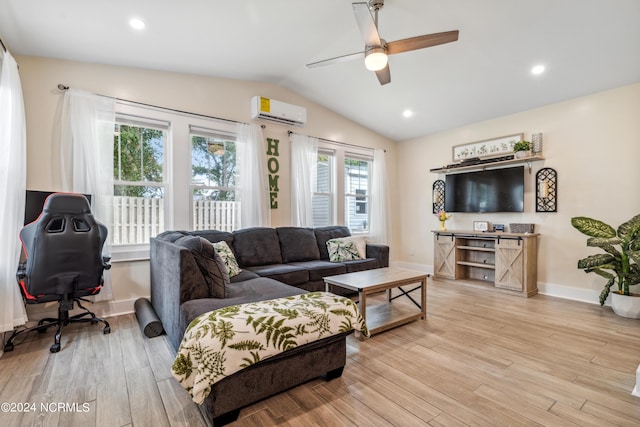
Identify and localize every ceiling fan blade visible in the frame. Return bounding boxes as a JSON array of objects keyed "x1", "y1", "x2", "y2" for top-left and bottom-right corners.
[
  {"x1": 352, "y1": 2, "x2": 382, "y2": 47},
  {"x1": 375, "y1": 64, "x2": 391, "y2": 85},
  {"x1": 306, "y1": 51, "x2": 364, "y2": 68},
  {"x1": 386, "y1": 30, "x2": 459, "y2": 55}
]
